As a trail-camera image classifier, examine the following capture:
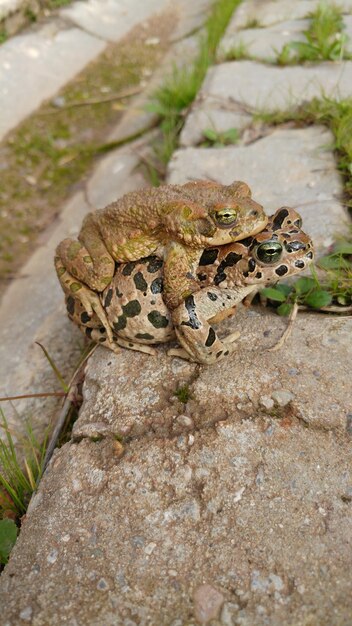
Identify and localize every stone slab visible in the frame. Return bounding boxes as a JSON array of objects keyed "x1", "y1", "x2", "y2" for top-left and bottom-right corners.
[
  {"x1": 0, "y1": 24, "x2": 106, "y2": 141},
  {"x1": 219, "y1": 18, "x2": 309, "y2": 62},
  {"x1": 60, "y1": 0, "x2": 169, "y2": 42},
  {"x1": 171, "y1": 126, "x2": 348, "y2": 253},
  {"x1": 229, "y1": 0, "x2": 352, "y2": 30},
  {"x1": 1, "y1": 404, "x2": 351, "y2": 624},
  {"x1": 74, "y1": 305, "x2": 352, "y2": 438},
  {"x1": 0, "y1": 0, "x2": 24, "y2": 20},
  {"x1": 196, "y1": 60, "x2": 352, "y2": 114}
]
